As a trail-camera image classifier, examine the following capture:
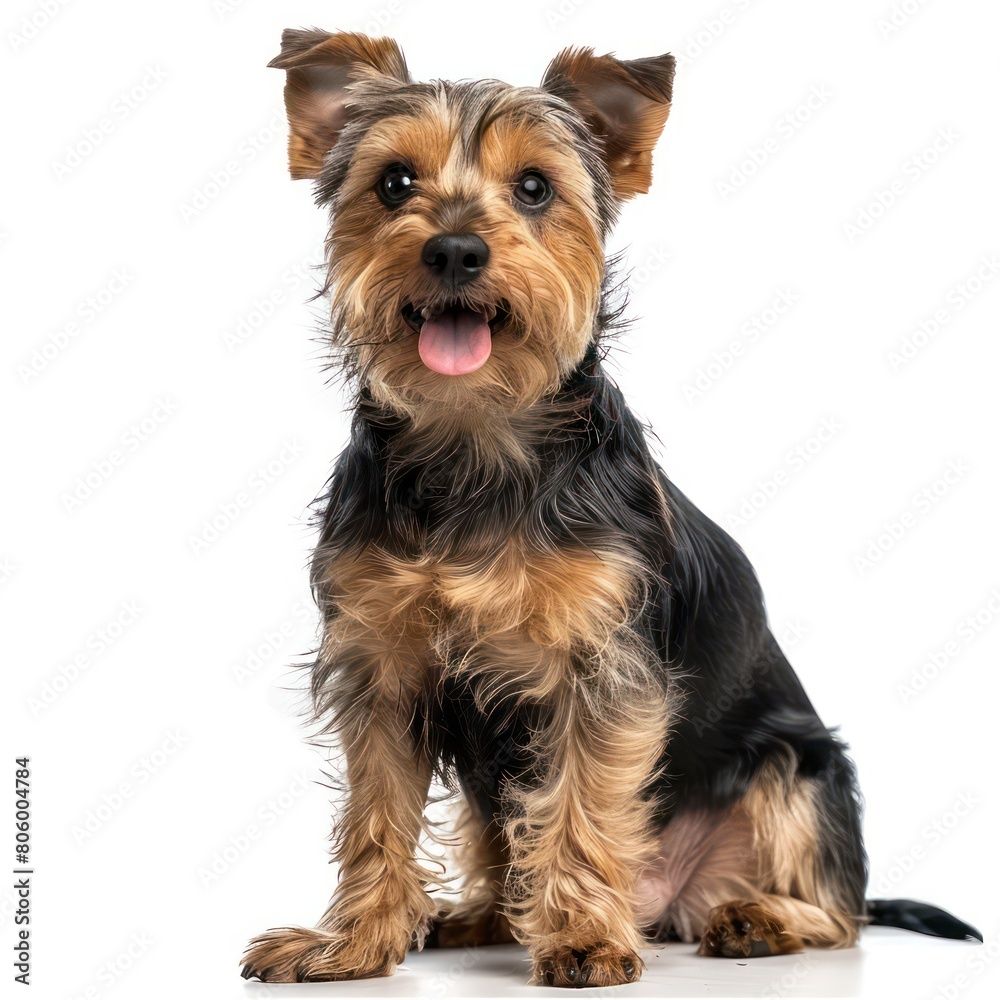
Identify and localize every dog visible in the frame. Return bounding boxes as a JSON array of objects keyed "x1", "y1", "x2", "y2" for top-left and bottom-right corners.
[{"x1": 240, "y1": 30, "x2": 981, "y2": 987}]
